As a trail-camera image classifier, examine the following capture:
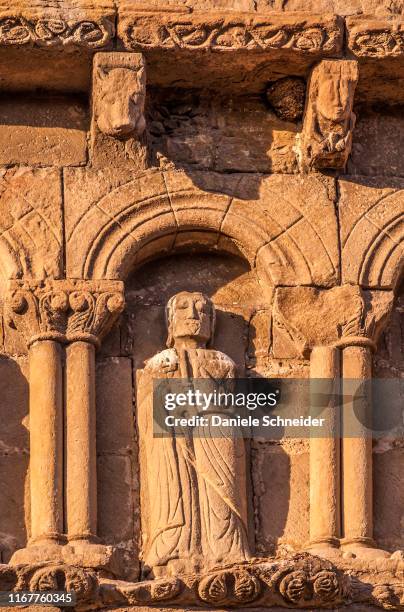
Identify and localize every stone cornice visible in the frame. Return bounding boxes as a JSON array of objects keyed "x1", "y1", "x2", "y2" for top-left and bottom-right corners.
[
  {"x1": 5, "y1": 279, "x2": 125, "y2": 348},
  {"x1": 0, "y1": 0, "x2": 114, "y2": 49},
  {"x1": 347, "y1": 16, "x2": 404, "y2": 58},
  {"x1": 118, "y1": 10, "x2": 343, "y2": 56},
  {"x1": 0, "y1": 5, "x2": 403, "y2": 63}
]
